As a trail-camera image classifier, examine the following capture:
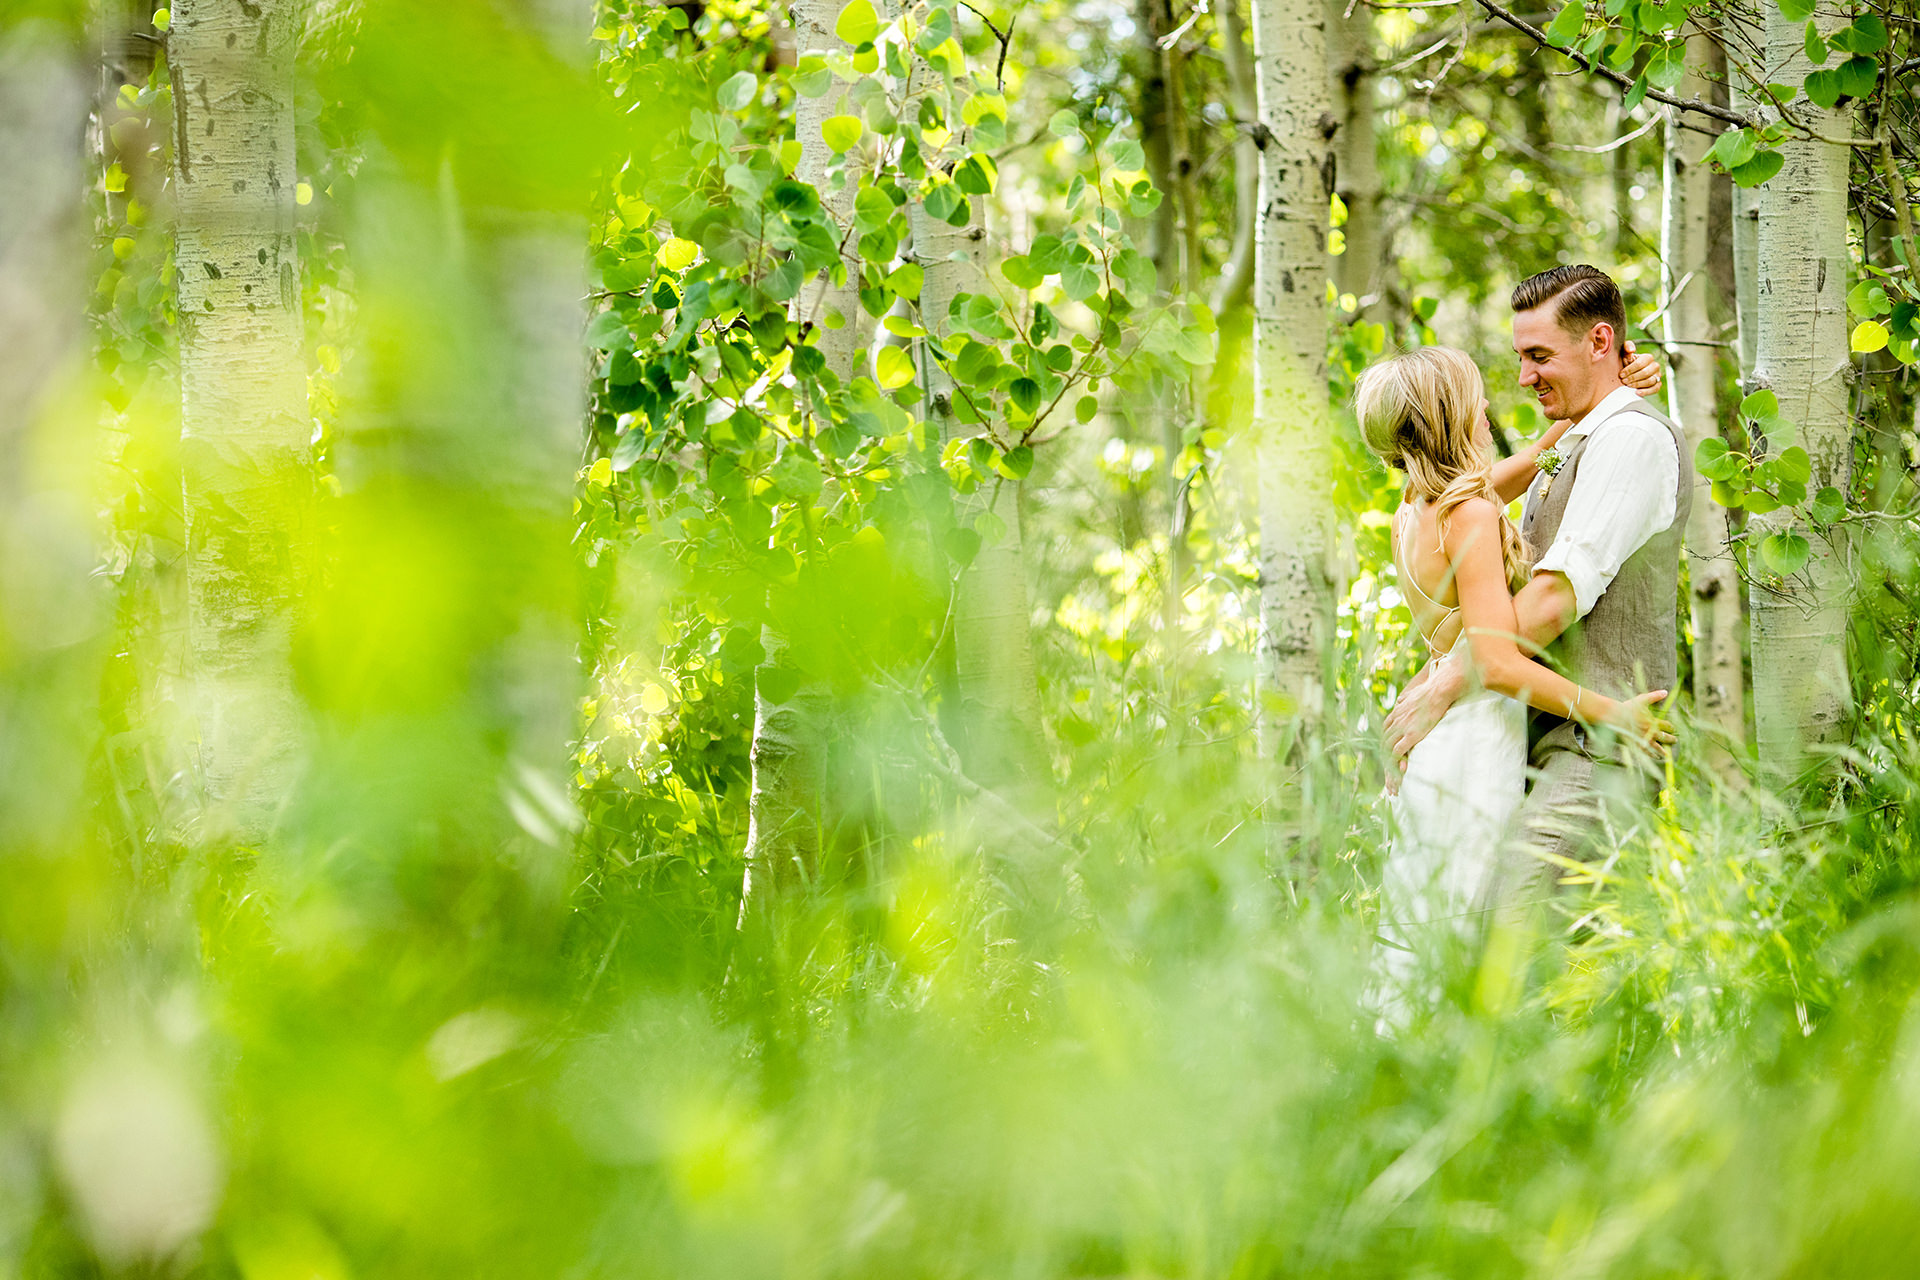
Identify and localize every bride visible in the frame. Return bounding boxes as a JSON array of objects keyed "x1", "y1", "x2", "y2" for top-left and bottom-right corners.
[{"x1": 1355, "y1": 345, "x2": 1670, "y2": 1005}]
